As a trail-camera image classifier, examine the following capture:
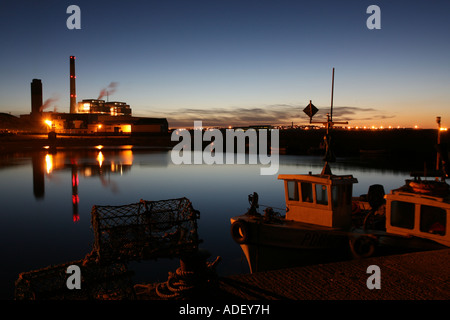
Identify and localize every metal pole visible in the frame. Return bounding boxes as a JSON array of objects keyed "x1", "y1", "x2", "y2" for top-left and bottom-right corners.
[
  {"x1": 330, "y1": 68, "x2": 334, "y2": 122},
  {"x1": 436, "y1": 116, "x2": 441, "y2": 172}
]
